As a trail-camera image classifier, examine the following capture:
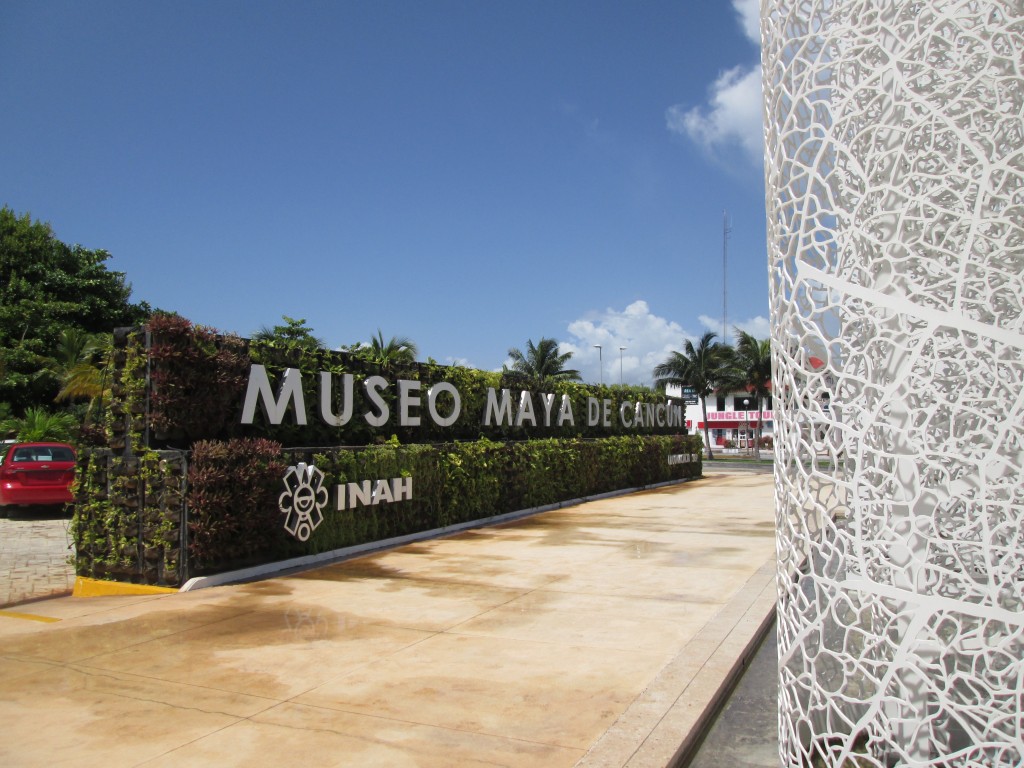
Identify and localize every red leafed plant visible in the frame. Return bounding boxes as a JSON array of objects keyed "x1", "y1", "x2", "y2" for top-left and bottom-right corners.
[
  {"x1": 147, "y1": 313, "x2": 250, "y2": 446},
  {"x1": 186, "y1": 437, "x2": 289, "y2": 571}
]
